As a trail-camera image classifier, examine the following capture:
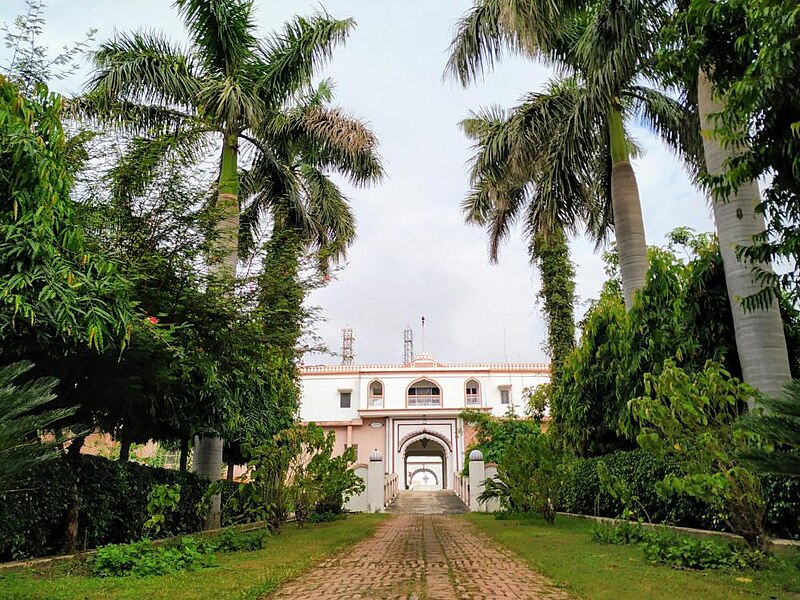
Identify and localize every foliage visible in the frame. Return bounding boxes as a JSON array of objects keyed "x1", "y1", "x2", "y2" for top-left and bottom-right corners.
[
  {"x1": 480, "y1": 432, "x2": 562, "y2": 522},
  {"x1": 92, "y1": 537, "x2": 215, "y2": 578},
  {"x1": 460, "y1": 409, "x2": 541, "y2": 469},
  {"x1": 553, "y1": 230, "x2": 790, "y2": 456},
  {"x1": 660, "y1": 0, "x2": 800, "y2": 309},
  {"x1": 630, "y1": 360, "x2": 768, "y2": 550},
  {"x1": 1, "y1": 0, "x2": 96, "y2": 91},
  {"x1": 208, "y1": 527, "x2": 267, "y2": 553},
  {"x1": 592, "y1": 522, "x2": 769, "y2": 571},
  {"x1": 0, "y1": 361, "x2": 74, "y2": 491},
  {"x1": 143, "y1": 484, "x2": 181, "y2": 539},
  {"x1": 0, "y1": 455, "x2": 249, "y2": 560},
  {"x1": 740, "y1": 379, "x2": 800, "y2": 476},
  {"x1": 0, "y1": 76, "x2": 134, "y2": 354},
  {"x1": 226, "y1": 424, "x2": 364, "y2": 533},
  {"x1": 597, "y1": 461, "x2": 650, "y2": 523},
  {"x1": 531, "y1": 229, "x2": 576, "y2": 384}
]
